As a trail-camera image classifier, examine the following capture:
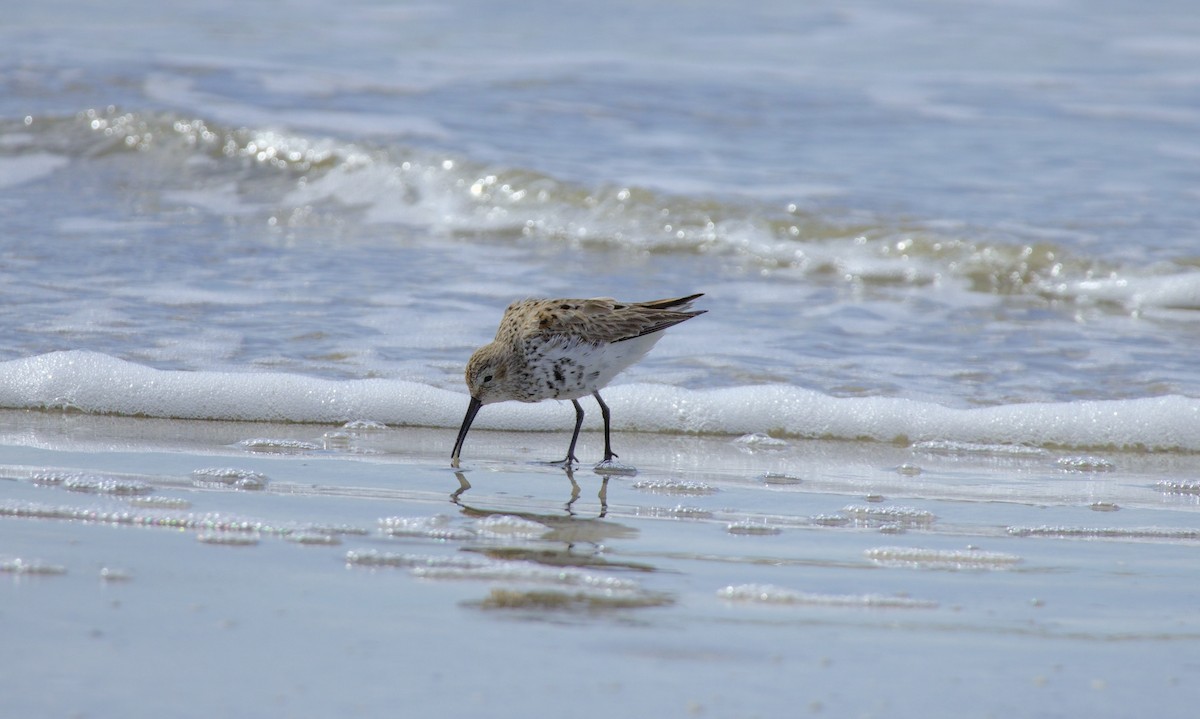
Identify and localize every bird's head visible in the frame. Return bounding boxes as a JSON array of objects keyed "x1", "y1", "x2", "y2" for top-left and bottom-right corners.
[
  {"x1": 451, "y1": 343, "x2": 514, "y2": 467},
  {"x1": 463, "y1": 343, "x2": 513, "y2": 406}
]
